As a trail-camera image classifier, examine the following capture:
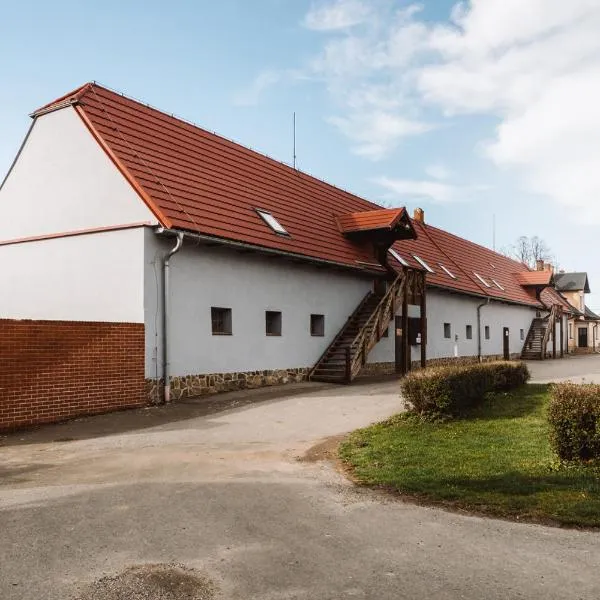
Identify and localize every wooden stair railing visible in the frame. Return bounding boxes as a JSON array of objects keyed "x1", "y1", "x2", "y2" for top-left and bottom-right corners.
[
  {"x1": 540, "y1": 304, "x2": 559, "y2": 359},
  {"x1": 346, "y1": 272, "x2": 408, "y2": 381},
  {"x1": 309, "y1": 291, "x2": 375, "y2": 379},
  {"x1": 522, "y1": 304, "x2": 559, "y2": 360}
]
